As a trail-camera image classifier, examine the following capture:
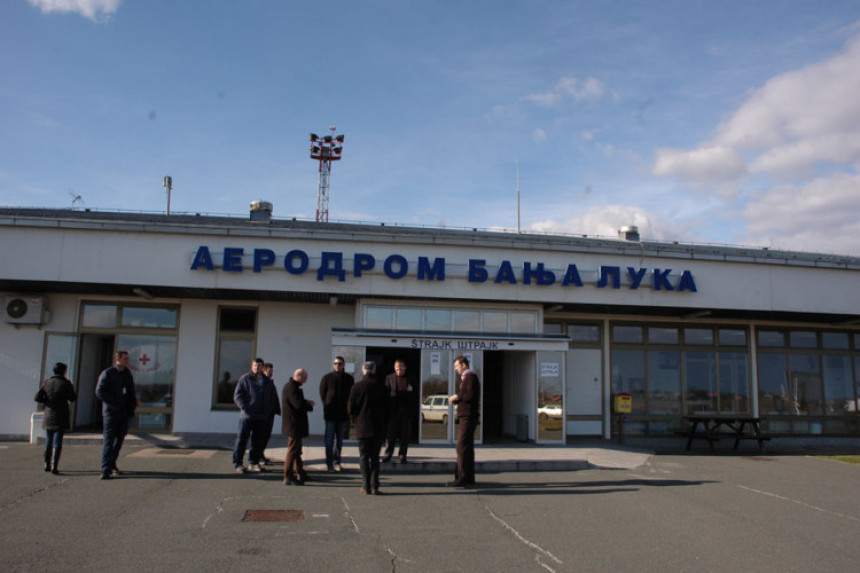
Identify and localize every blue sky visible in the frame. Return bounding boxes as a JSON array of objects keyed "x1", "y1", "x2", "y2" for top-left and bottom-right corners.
[{"x1": 3, "y1": 1, "x2": 860, "y2": 255}]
